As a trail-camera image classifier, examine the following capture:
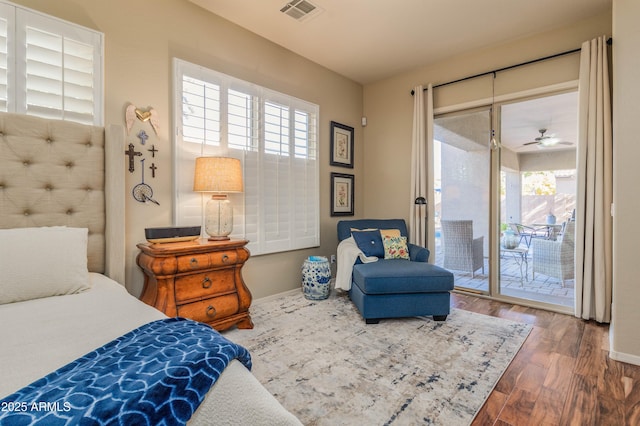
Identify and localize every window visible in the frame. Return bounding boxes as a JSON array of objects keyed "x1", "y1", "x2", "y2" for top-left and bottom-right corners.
[
  {"x1": 173, "y1": 58, "x2": 320, "y2": 255},
  {"x1": 0, "y1": 1, "x2": 103, "y2": 125}
]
